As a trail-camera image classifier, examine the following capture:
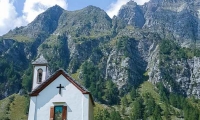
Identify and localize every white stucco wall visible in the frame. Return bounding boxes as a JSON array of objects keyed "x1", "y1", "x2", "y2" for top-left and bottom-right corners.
[
  {"x1": 28, "y1": 74, "x2": 92, "y2": 120},
  {"x1": 28, "y1": 97, "x2": 37, "y2": 120},
  {"x1": 83, "y1": 94, "x2": 89, "y2": 120},
  {"x1": 32, "y1": 66, "x2": 47, "y2": 90}
]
